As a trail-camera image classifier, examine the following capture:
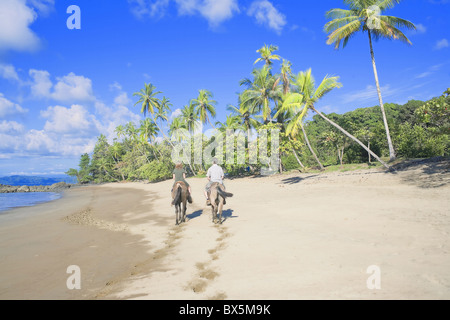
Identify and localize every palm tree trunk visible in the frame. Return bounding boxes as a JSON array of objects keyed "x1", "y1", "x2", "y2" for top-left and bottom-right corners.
[
  {"x1": 368, "y1": 30, "x2": 396, "y2": 162},
  {"x1": 150, "y1": 114, "x2": 175, "y2": 148},
  {"x1": 311, "y1": 106, "x2": 391, "y2": 170},
  {"x1": 301, "y1": 124, "x2": 324, "y2": 170},
  {"x1": 288, "y1": 137, "x2": 305, "y2": 169}
]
